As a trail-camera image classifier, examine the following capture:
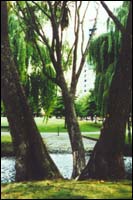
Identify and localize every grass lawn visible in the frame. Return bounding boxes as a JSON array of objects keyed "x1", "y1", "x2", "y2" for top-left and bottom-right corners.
[
  {"x1": 1, "y1": 179, "x2": 132, "y2": 199},
  {"x1": 1, "y1": 117, "x2": 102, "y2": 132}
]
